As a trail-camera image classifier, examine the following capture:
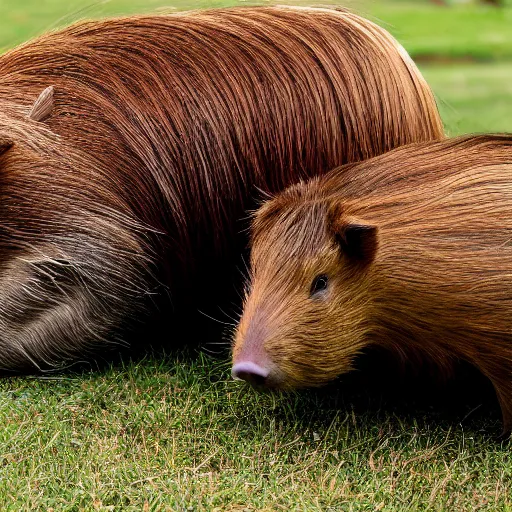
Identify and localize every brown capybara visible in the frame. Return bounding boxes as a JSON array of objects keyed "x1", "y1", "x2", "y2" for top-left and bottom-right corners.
[
  {"x1": 0, "y1": 6, "x2": 443, "y2": 372},
  {"x1": 232, "y1": 135, "x2": 512, "y2": 432}
]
